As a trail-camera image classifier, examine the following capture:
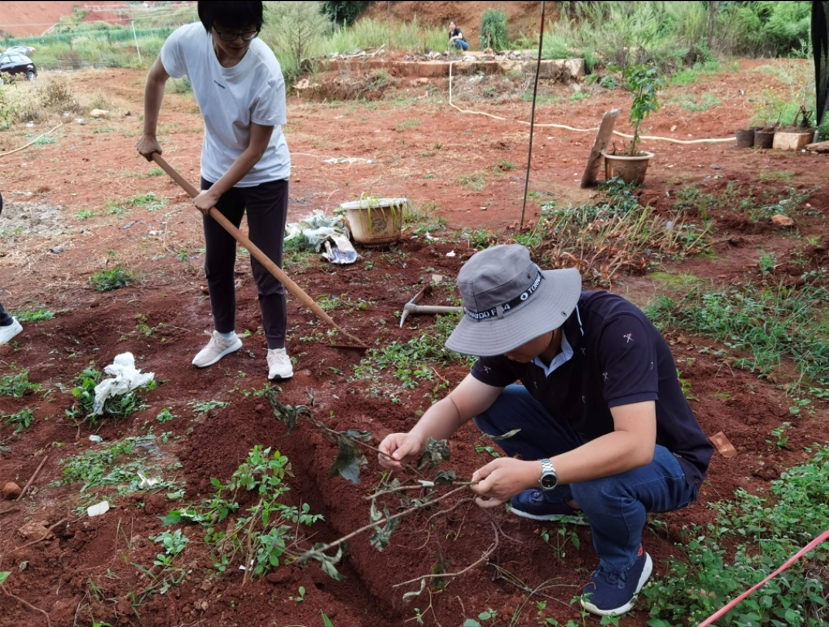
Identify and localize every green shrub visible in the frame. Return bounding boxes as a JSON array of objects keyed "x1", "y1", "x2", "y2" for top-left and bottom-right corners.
[
  {"x1": 261, "y1": 1, "x2": 331, "y2": 84},
  {"x1": 321, "y1": 1, "x2": 368, "y2": 26},
  {"x1": 480, "y1": 9, "x2": 508, "y2": 51}
]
